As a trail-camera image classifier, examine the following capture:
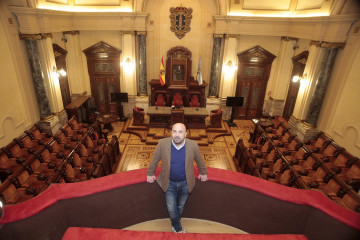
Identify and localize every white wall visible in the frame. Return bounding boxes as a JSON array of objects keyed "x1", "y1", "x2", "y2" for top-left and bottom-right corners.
[
  {"x1": 0, "y1": 2, "x2": 39, "y2": 147},
  {"x1": 318, "y1": 32, "x2": 360, "y2": 156}
]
